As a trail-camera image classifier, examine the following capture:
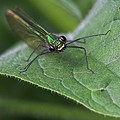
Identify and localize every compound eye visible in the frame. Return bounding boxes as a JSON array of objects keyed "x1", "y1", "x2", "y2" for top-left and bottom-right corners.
[
  {"x1": 49, "y1": 45, "x2": 55, "y2": 52},
  {"x1": 60, "y1": 36, "x2": 66, "y2": 43}
]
